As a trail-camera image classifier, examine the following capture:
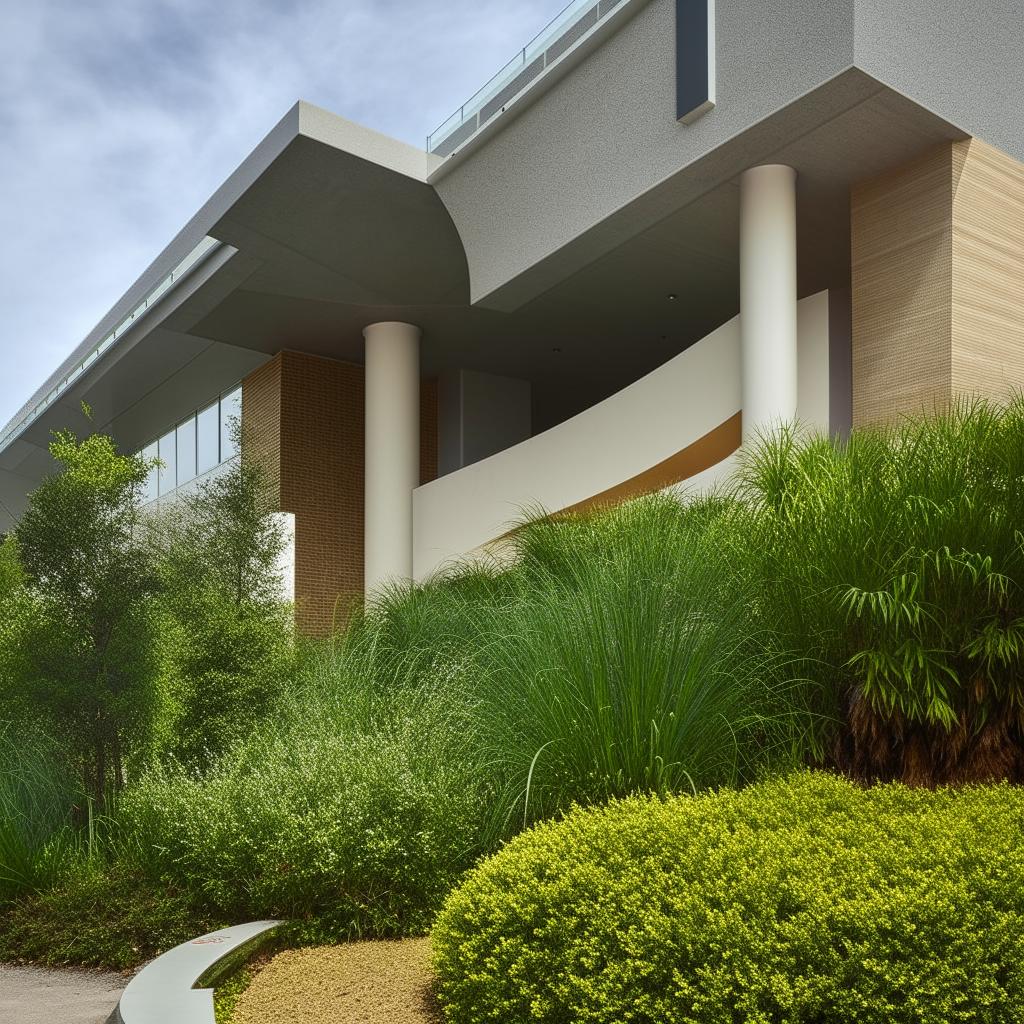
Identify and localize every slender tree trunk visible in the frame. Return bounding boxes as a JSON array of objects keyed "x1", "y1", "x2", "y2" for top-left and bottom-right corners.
[
  {"x1": 113, "y1": 729, "x2": 124, "y2": 794},
  {"x1": 94, "y1": 732, "x2": 106, "y2": 809}
]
